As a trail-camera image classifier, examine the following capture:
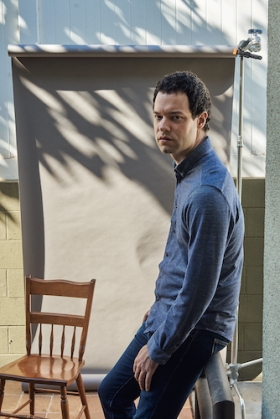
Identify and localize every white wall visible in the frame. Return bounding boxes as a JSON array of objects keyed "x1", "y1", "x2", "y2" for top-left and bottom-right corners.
[{"x1": 0, "y1": 0, "x2": 268, "y2": 180}]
